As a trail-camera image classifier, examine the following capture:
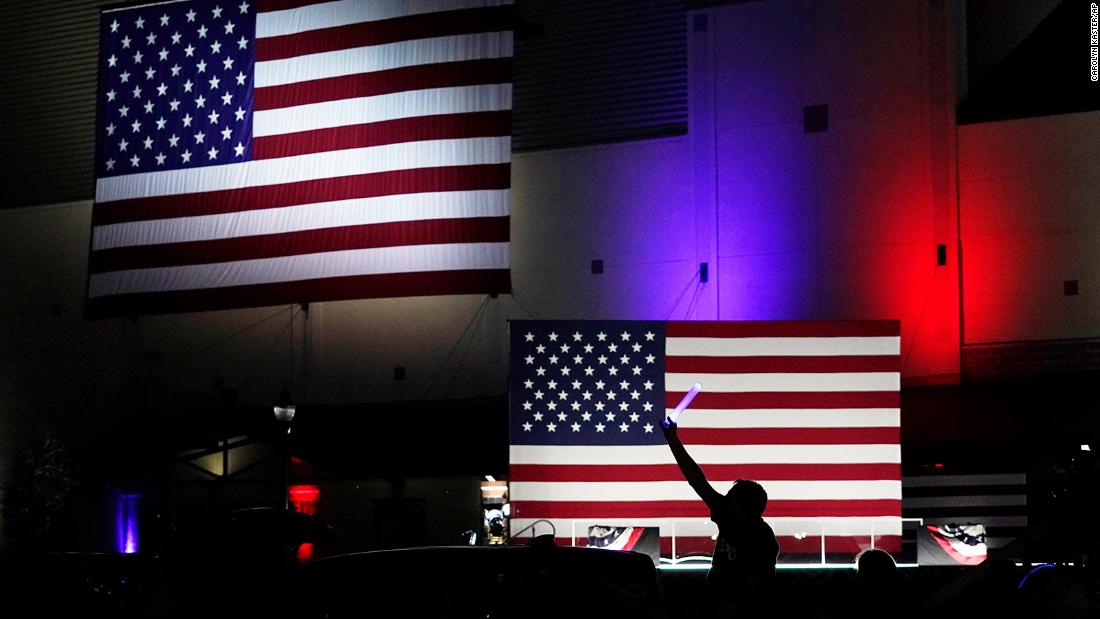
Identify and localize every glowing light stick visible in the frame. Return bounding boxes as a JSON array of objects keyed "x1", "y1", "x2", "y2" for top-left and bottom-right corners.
[{"x1": 667, "y1": 382, "x2": 702, "y2": 424}]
